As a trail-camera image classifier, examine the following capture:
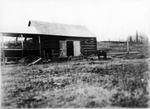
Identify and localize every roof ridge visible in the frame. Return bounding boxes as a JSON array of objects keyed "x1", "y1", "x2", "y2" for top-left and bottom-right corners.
[
  {"x1": 28, "y1": 20, "x2": 95, "y2": 37},
  {"x1": 29, "y1": 20, "x2": 87, "y2": 28}
]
